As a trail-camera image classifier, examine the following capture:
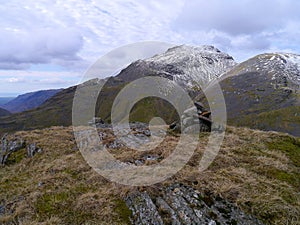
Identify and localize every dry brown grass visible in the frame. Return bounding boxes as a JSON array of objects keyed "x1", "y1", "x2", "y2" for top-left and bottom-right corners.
[{"x1": 0, "y1": 126, "x2": 299, "y2": 224}]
